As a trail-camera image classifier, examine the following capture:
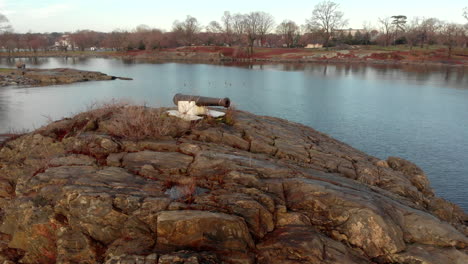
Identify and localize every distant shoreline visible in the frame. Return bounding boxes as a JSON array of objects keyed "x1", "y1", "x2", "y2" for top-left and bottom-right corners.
[{"x1": 1, "y1": 46, "x2": 467, "y2": 68}]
